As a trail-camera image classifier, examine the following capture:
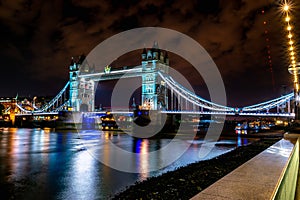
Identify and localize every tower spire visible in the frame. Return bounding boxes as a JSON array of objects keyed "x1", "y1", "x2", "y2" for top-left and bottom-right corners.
[
  {"x1": 70, "y1": 57, "x2": 74, "y2": 66},
  {"x1": 153, "y1": 41, "x2": 159, "y2": 49},
  {"x1": 132, "y1": 97, "x2": 136, "y2": 110}
]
